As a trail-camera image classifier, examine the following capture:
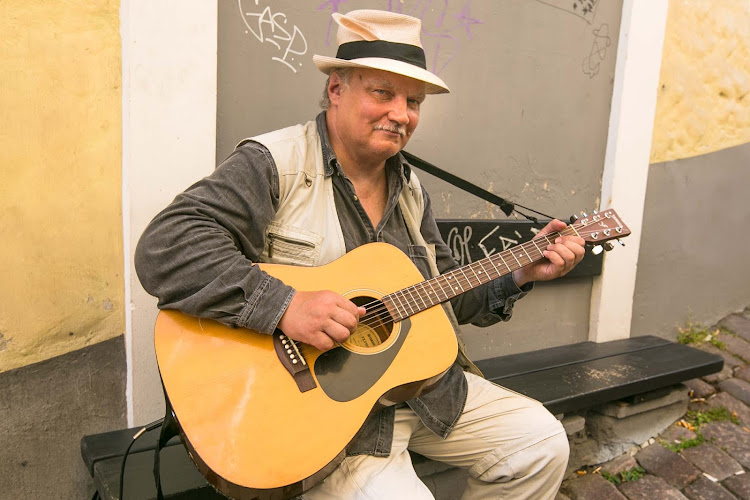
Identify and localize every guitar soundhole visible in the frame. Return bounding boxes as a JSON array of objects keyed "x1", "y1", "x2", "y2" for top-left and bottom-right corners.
[{"x1": 343, "y1": 297, "x2": 394, "y2": 351}]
